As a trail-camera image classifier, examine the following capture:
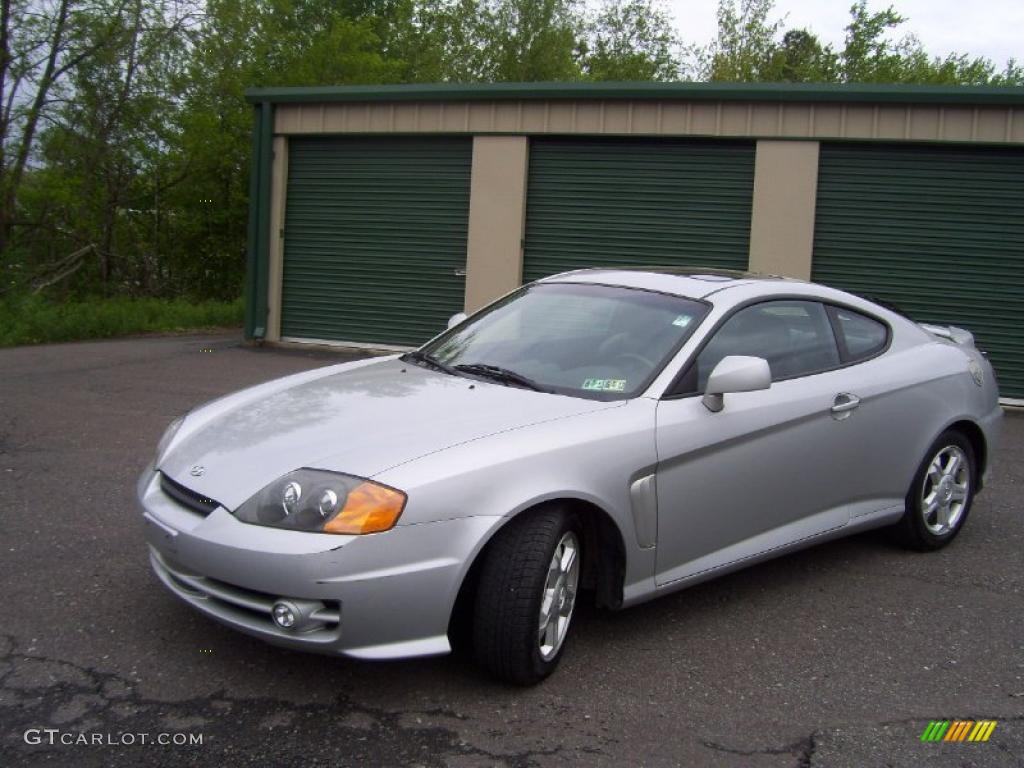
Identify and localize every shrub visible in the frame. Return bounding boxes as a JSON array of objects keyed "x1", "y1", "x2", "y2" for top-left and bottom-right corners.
[{"x1": 0, "y1": 295, "x2": 244, "y2": 347}]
